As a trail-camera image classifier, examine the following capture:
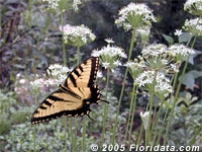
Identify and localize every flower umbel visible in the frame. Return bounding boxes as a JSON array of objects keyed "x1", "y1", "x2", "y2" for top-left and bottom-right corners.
[
  {"x1": 135, "y1": 71, "x2": 173, "y2": 95},
  {"x1": 142, "y1": 44, "x2": 168, "y2": 57},
  {"x1": 184, "y1": 0, "x2": 202, "y2": 16},
  {"x1": 59, "y1": 24, "x2": 96, "y2": 47},
  {"x1": 48, "y1": 63, "x2": 72, "y2": 84},
  {"x1": 168, "y1": 44, "x2": 195, "y2": 60},
  {"x1": 183, "y1": 17, "x2": 202, "y2": 36},
  {"x1": 92, "y1": 44, "x2": 126, "y2": 69},
  {"x1": 115, "y1": 2, "x2": 156, "y2": 31},
  {"x1": 43, "y1": 0, "x2": 60, "y2": 9}
]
